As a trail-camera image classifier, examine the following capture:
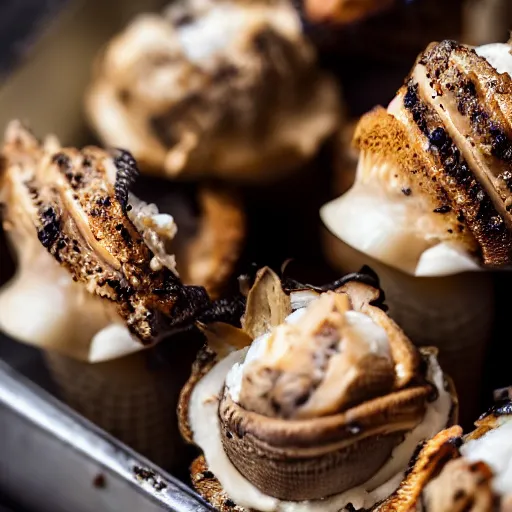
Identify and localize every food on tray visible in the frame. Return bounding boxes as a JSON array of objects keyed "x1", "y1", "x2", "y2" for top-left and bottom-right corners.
[
  {"x1": 0, "y1": 121, "x2": 236, "y2": 357},
  {"x1": 322, "y1": 39, "x2": 512, "y2": 275}
]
